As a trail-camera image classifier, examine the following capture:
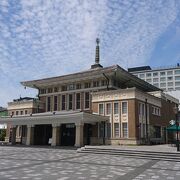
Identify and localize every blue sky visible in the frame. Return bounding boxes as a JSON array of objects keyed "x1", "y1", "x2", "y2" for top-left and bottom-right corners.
[{"x1": 0, "y1": 0, "x2": 180, "y2": 107}]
